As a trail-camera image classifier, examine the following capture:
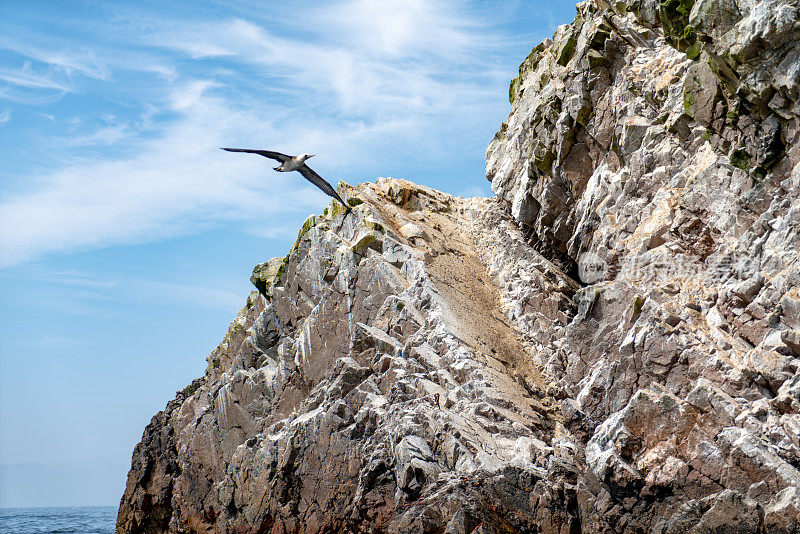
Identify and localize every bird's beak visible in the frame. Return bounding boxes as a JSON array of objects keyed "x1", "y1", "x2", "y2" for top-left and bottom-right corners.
[{"x1": 308, "y1": 154, "x2": 316, "y2": 158}]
